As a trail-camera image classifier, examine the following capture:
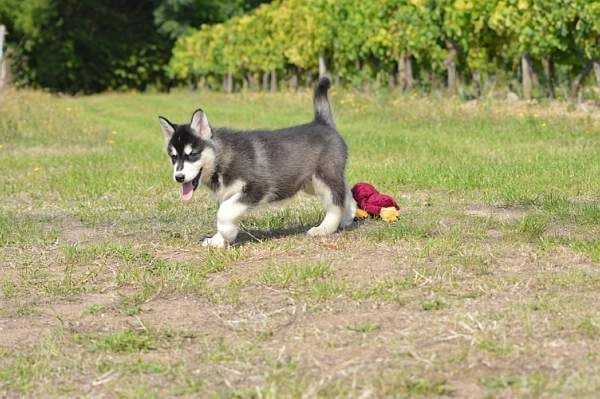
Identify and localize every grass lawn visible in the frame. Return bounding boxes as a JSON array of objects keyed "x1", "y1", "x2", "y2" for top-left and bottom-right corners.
[{"x1": 0, "y1": 88, "x2": 599, "y2": 398}]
